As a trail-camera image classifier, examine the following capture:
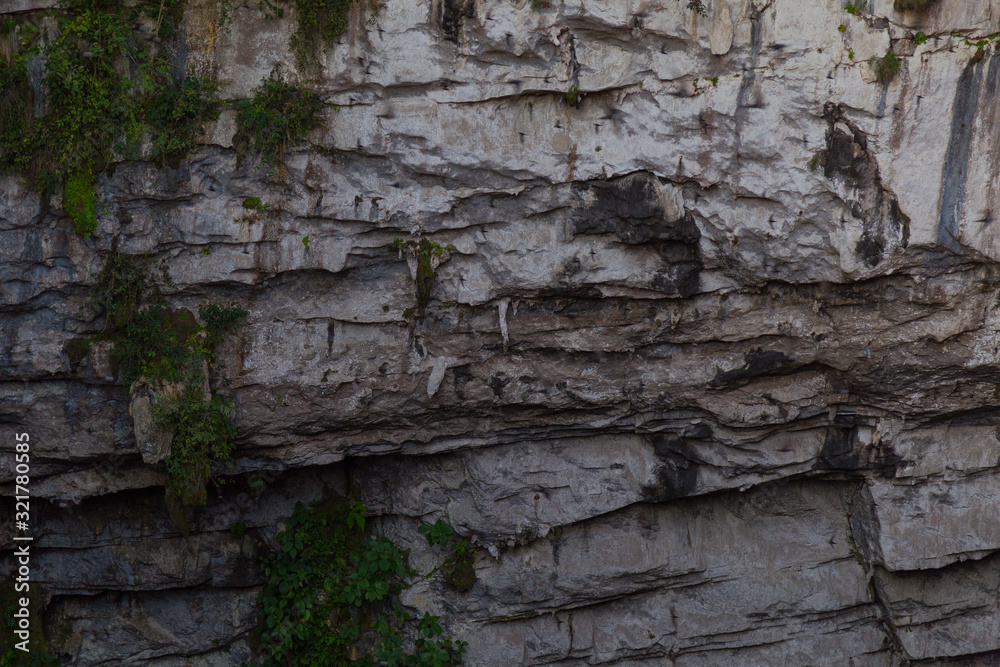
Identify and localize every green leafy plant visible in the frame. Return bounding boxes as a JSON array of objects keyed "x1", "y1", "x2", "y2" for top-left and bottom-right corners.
[
  {"x1": 848, "y1": 49, "x2": 855, "y2": 60},
  {"x1": 686, "y1": 0, "x2": 707, "y2": 16},
  {"x1": 199, "y1": 303, "x2": 249, "y2": 350},
  {"x1": 418, "y1": 520, "x2": 476, "y2": 593},
  {"x1": 154, "y1": 386, "x2": 236, "y2": 506},
  {"x1": 146, "y1": 75, "x2": 220, "y2": 168},
  {"x1": 110, "y1": 303, "x2": 198, "y2": 383},
  {"x1": 838, "y1": 24, "x2": 846, "y2": 32},
  {"x1": 845, "y1": 1, "x2": 859, "y2": 14},
  {"x1": 415, "y1": 239, "x2": 442, "y2": 316},
  {"x1": 235, "y1": 72, "x2": 327, "y2": 170},
  {"x1": 253, "y1": 501, "x2": 467, "y2": 666},
  {"x1": 63, "y1": 168, "x2": 97, "y2": 236},
  {"x1": 0, "y1": 1, "x2": 220, "y2": 235},
  {"x1": 302, "y1": 235, "x2": 310, "y2": 250},
  {"x1": 914, "y1": 31, "x2": 928, "y2": 45},
  {"x1": 84, "y1": 250, "x2": 149, "y2": 329},
  {"x1": 85, "y1": 253, "x2": 247, "y2": 506},
  {"x1": 243, "y1": 196, "x2": 268, "y2": 211},
  {"x1": 870, "y1": 49, "x2": 902, "y2": 83}
]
